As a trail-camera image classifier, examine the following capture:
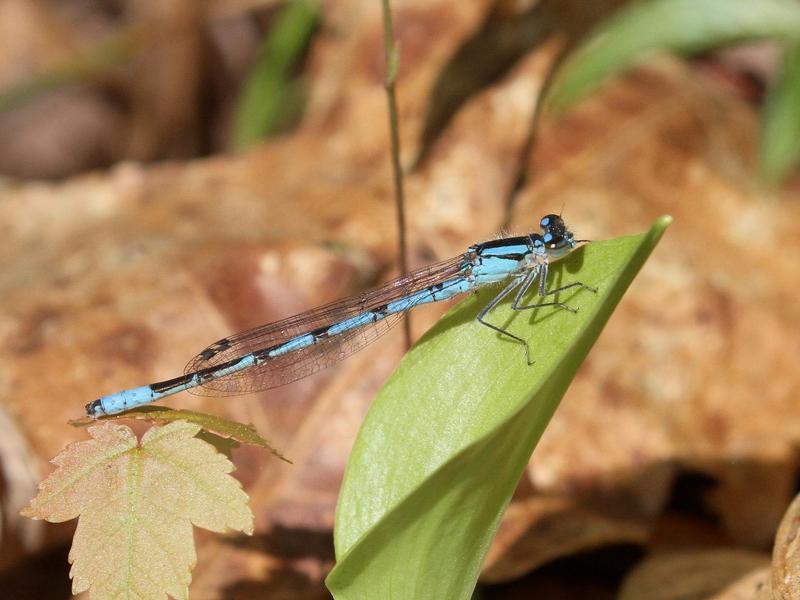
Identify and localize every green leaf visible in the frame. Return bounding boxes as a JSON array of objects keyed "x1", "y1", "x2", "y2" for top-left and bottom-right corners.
[
  {"x1": 760, "y1": 41, "x2": 800, "y2": 186},
  {"x1": 326, "y1": 216, "x2": 671, "y2": 599},
  {"x1": 546, "y1": 0, "x2": 800, "y2": 112},
  {"x1": 231, "y1": 0, "x2": 319, "y2": 149},
  {"x1": 71, "y1": 406, "x2": 289, "y2": 463}
]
